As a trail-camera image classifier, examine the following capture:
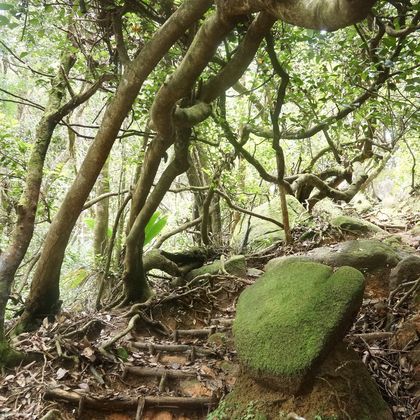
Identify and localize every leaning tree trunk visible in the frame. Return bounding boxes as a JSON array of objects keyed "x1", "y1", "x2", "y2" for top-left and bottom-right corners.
[
  {"x1": 15, "y1": 0, "x2": 213, "y2": 333},
  {"x1": 0, "y1": 52, "x2": 77, "y2": 348}
]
